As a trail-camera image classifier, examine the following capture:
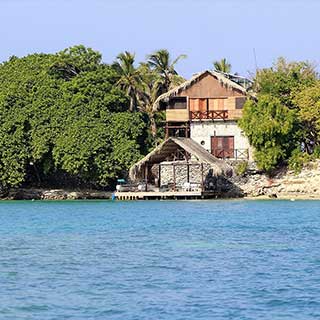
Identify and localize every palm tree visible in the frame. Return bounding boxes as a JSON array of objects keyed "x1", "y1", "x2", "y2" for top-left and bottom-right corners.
[
  {"x1": 147, "y1": 49, "x2": 186, "y2": 94},
  {"x1": 113, "y1": 51, "x2": 141, "y2": 112},
  {"x1": 136, "y1": 64, "x2": 160, "y2": 139},
  {"x1": 213, "y1": 58, "x2": 231, "y2": 73}
]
